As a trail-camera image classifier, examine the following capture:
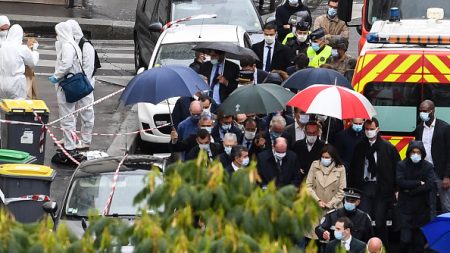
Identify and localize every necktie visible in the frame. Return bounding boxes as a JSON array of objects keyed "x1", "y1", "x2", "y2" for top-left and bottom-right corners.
[
  {"x1": 210, "y1": 64, "x2": 220, "y2": 97},
  {"x1": 246, "y1": 141, "x2": 251, "y2": 149},
  {"x1": 265, "y1": 46, "x2": 272, "y2": 72}
]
